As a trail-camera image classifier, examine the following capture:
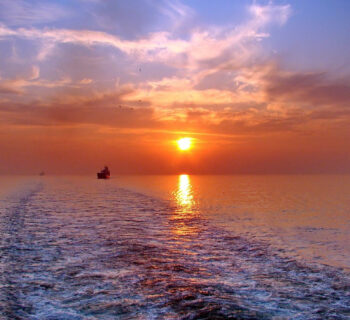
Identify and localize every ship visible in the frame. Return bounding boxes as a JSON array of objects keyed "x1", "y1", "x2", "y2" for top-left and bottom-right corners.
[{"x1": 97, "y1": 166, "x2": 110, "y2": 179}]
